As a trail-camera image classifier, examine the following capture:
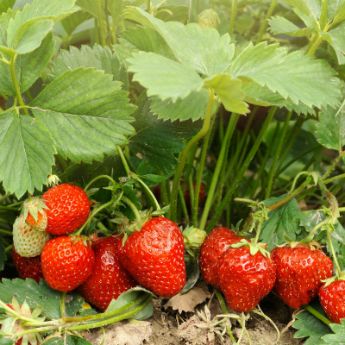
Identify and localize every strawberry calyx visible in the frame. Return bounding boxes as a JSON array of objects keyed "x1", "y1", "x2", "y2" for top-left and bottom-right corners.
[
  {"x1": 278, "y1": 241, "x2": 322, "y2": 251},
  {"x1": 231, "y1": 238, "x2": 270, "y2": 257},
  {"x1": 22, "y1": 197, "x2": 48, "y2": 232},
  {"x1": 322, "y1": 272, "x2": 345, "y2": 287},
  {"x1": 46, "y1": 174, "x2": 60, "y2": 187},
  {"x1": 183, "y1": 226, "x2": 207, "y2": 252}
]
